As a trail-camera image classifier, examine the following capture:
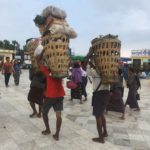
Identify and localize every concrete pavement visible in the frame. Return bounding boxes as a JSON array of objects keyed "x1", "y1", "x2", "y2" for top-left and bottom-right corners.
[{"x1": 0, "y1": 70, "x2": 150, "y2": 150}]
